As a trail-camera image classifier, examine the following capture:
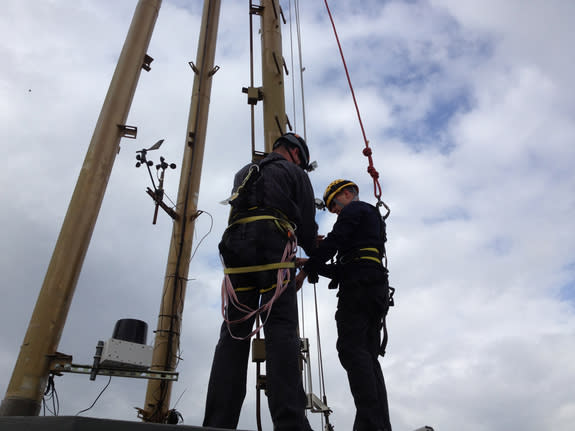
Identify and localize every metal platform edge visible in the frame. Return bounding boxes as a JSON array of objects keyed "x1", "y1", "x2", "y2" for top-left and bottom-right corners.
[{"x1": 0, "y1": 416, "x2": 252, "y2": 431}]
